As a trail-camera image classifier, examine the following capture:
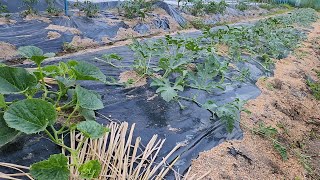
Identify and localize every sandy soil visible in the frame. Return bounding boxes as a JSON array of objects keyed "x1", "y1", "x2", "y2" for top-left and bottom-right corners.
[
  {"x1": 118, "y1": 70, "x2": 147, "y2": 88},
  {"x1": 0, "y1": 42, "x2": 18, "y2": 60},
  {"x1": 68, "y1": 36, "x2": 99, "y2": 50},
  {"x1": 0, "y1": 17, "x2": 16, "y2": 25},
  {"x1": 24, "y1": 14, "x2": 51, "y2": 23},
  {"x1": 47, "y1": 31, "x2": 61, "y2": 40},
  {"x1": 189, "y1": 20, "x2": 320, "y2": 180}
]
